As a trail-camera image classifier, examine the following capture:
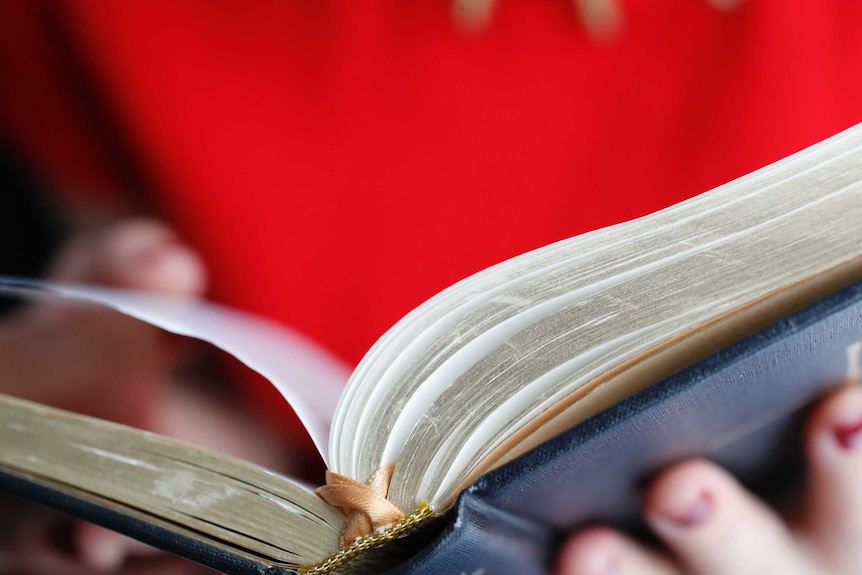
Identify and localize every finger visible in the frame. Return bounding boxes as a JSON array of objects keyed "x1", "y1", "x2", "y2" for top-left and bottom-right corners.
[
  {"x1": 557, "y1": 526, "x2": 681, "y2": 575},
  {"x1": 117, "y1": 555, "x2": 203, "y2": 575},
  {"x1": 0, "y1": 549, "x2": 94, "y2": 575},
  {"x1": 74, "y1": 522, "x2": 166, "y2": 572},
  {"x1": 643, "y1": 459, "x2": 812, "y2": 575},
  {"x1": 48, "y1": 218, "x2": 206, "y2": 295},
  {"x1": 799, "y1": 384, "x2": 862, "y2": 571},
  {"x1": 0, "y1": 513, "x2": 112, "y2": 575},
  {"x1": 0, "y1": 511, "x2": 199, "y2": 575},
  {"x1": 1, "y1": 219, "x2": 206, "y2": 421},
  {"x1": 0, "y1": 548, "x2": 197, "y2": 575},
  {"x1": 0, "y1": 300, "x2": 171, "y2": 423}
]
